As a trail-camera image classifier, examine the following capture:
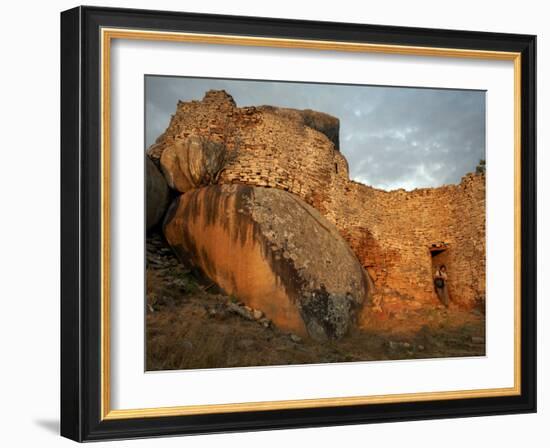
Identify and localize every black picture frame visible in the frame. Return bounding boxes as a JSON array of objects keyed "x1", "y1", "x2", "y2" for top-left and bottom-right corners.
[{"x1": 61, "y1": 5, "x2": 536, "y2": 442}]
